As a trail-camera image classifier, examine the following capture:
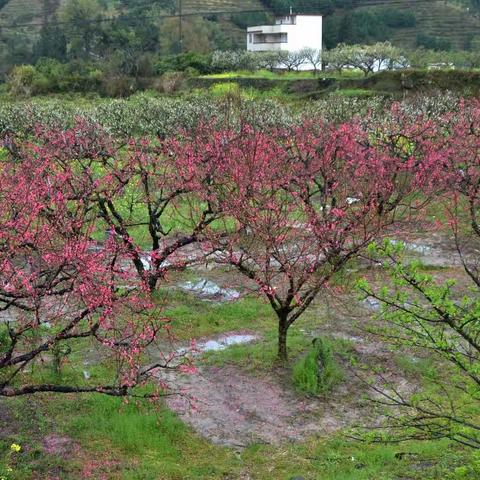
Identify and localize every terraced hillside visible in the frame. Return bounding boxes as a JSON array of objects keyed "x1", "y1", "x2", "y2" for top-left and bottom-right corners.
[
  {"x1": 0, "y1": 0, "x2": 266, "y2": 44},
  {"x1": 182, "y1": 0, "x2": 267, "y2": 47},
  {"x1": 182, "y1": 0, "x2": 265, "y2": 14},
  {"x1": 0, "y1": 0, "x2": 478, "y2": 58},
  {"x1": 0, "y1": 0, "x2": 44, "y2": 26},
  {"x1": 350, "y1": 0, "x2": 480, "y2": 50},
  {"x1": 259, "y1": 0, "x2": 479, "y2": 49},
  {"x1": 0, "y1": 0, "x2": 265, "y2": 22}
]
